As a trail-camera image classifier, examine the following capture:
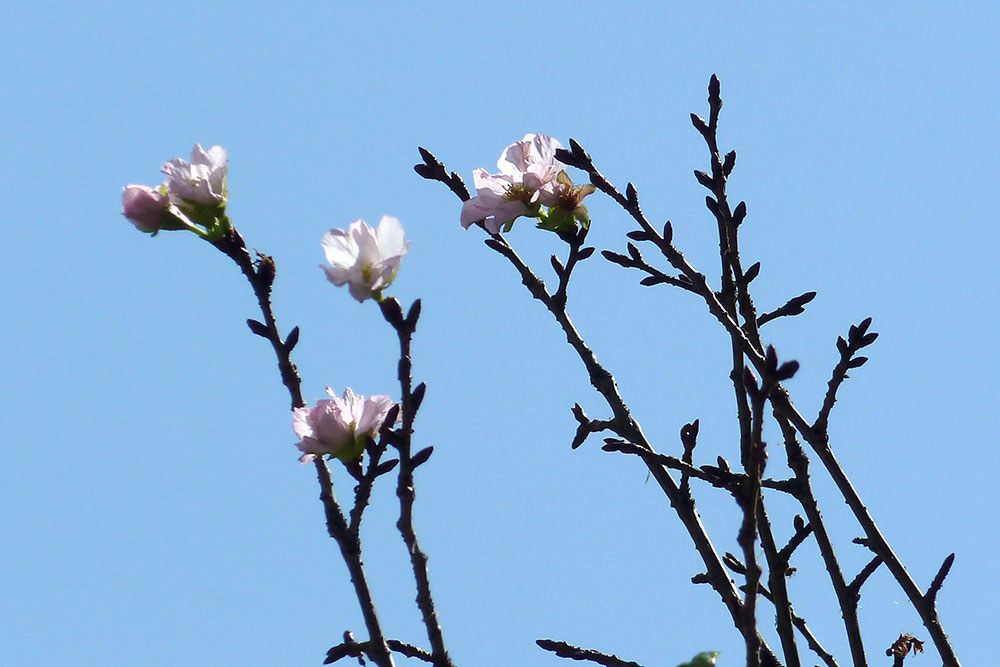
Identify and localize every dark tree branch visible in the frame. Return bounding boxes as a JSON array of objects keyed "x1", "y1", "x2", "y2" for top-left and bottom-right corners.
[
  {"x1": 926, "y1": 553, "x2": 956, "y2": 605},
  {"x1": 756, "y1": 586, "x2": 839, "y2": 667},
  {"x1": 211, "y1": 228, "x2": 303, "y2": 410},
  {"x1": 536, "y1": 639, "x2": 646, "y2": 667},
  {"x1": 380, "y1": 298, "x2": 454, "y2": 667},
  {"x1": 756, "y1": 292, "x2": 817, "y2": 328},
  {"x1": 601, "y1": 246, "x2": 699, "y2": 293},
  {"x1": 213, "y1": 226, "x2": 394, "y2": 667},
  {"x1": 570, "y1": 403, "x2": 616, "y2": 449},
  {"x1": 326, "y1": 636, "x2": 439, "y2": 664},
  {"x1": 814, "y1": 318, "x2": 878, "y2": 434},
  {"x1": 773, "y1": 410, "x2": 866, "y2": 667},
  {"x1": 414, "y1": 147, "x2": 471, "y2": 202},
  {"x1": 756, "y1": 501, "x2": 800, "y2": 667},
  {"x1": 419, "y1": 149, "x2": 782, "y2": 666},
  {"x1": 560, "y1": 118, "x2": 961, "y2": 666},
  {"x1": 601, "y1": 438, "x2": 796, "y2": 495},
  {"x1": 848, "y1": 555, "x2": 884, "y2": 596},
  {"x1": 777, "y1": 516, "x2": 813, "y2": 563}
]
